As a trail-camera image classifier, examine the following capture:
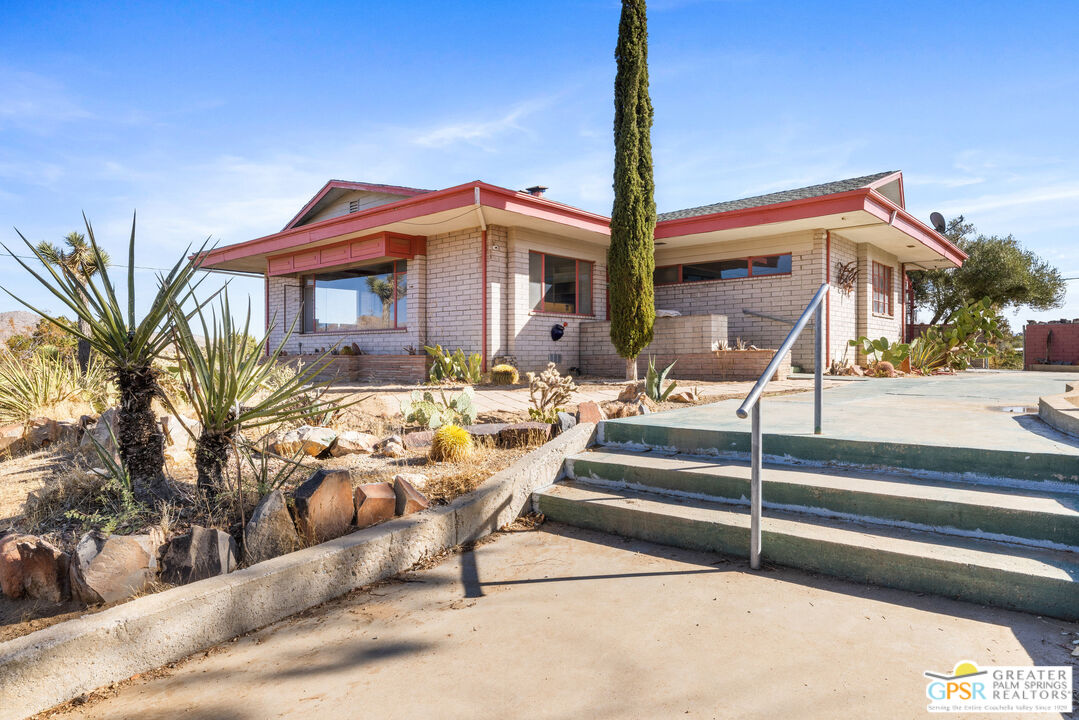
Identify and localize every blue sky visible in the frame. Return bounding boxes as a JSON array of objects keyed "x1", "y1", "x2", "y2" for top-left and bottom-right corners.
[{"x1": 2, "y1": 0, "x2": 1077, "y2": 330}]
